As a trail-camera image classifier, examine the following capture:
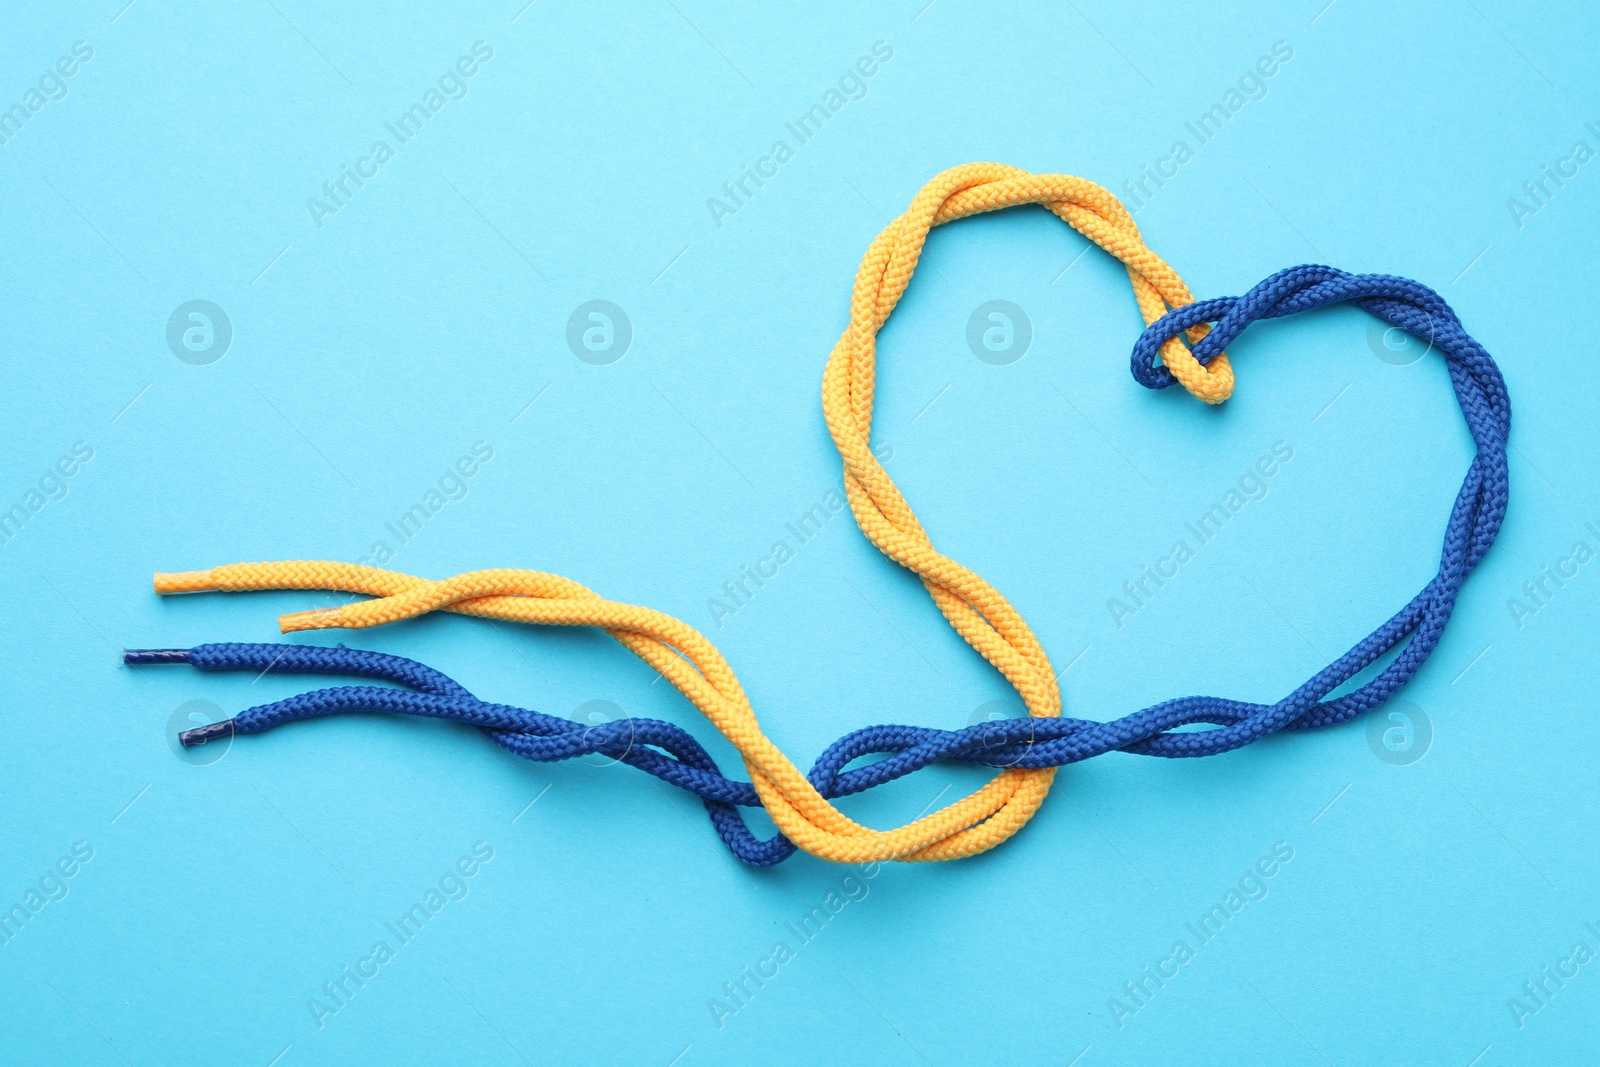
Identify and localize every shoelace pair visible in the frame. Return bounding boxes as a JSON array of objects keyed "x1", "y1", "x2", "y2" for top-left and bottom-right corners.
[{"x1": 137, "y1": 167, "x2": 1509, "y2": 865}]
